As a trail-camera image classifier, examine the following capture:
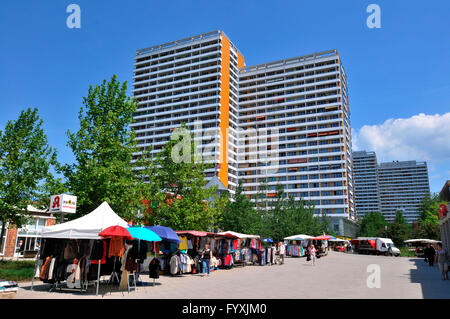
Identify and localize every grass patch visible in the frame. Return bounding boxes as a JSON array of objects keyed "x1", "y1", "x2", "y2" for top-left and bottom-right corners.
[
  {"x1": 399, "y1": 247, "x2": 416, "y2": 258},
  {"x1": 0, "y1": 260, "x2": 36, "y2": 282}
]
